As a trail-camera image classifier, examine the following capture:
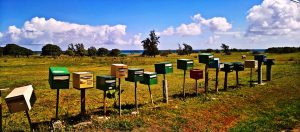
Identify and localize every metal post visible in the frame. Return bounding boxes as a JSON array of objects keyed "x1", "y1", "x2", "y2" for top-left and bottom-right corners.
[
  {"x1": 224, "y1": 72, "x2": 228, "y2": 91},
  {"x1": 103, "y1": 90, "x2": 107, "y2": 116},
  {"x1": 56, "y1": 89, "x2": 59, "y2": 119},
  {"x1": 118, "y1": 78, "x2": 121, "y2": 116},
  {"x1": 215, "y1": 68, "x2": 219, "y2": 92},
  {"x1": 134, "y1": 81, "x2": 138, "y2": 112},
  {"x1": 266, "y1": 65, "x2": 272, "y2": 81},
  {"x1": 250, "y1": 68, "x2": 253, "y2": 87},
  {"x1": 236, "y1": 70, "x2": 239, "y2": 88},
  {"x1": 258, "y1": 61, "x2": 262, "y2": 84},
  {"x1": 195, "y1": 79, "x2": 198, "y2": 96},
  {"x1": 205, "y1": 64, "x2": 209, "y2": 93},
  {"x1": 25, "y1": 111, "x2": 32, "y2": 132},
  {"x1": 183, "y1": 70, "x2": 186, "y2": 98},
  {"x1": 148, "y1": 85, "x2": 154, "y2": 105},
  {"x1": 80, "y1": 89, "x2": 86, "y2": 115}
]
